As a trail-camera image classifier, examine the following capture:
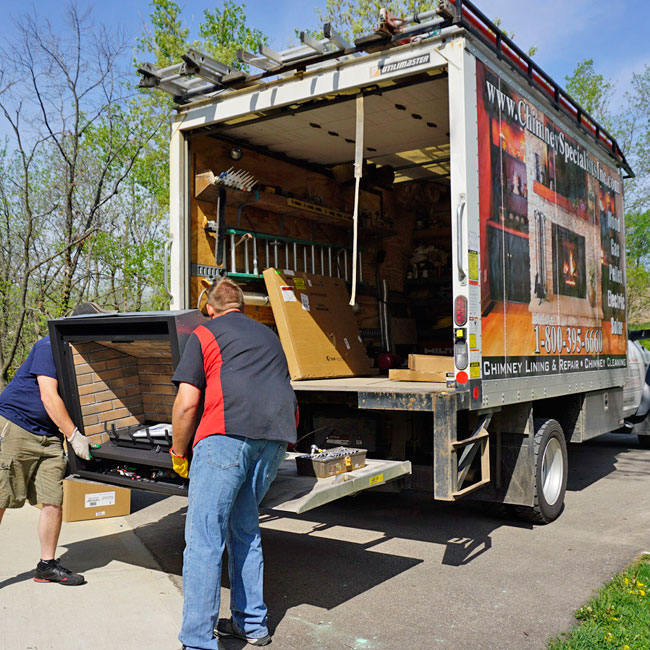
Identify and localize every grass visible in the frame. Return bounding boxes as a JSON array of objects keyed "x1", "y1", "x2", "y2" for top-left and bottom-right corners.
[{"x1": 547, "y1": 555, "x2": 650, "y2": 650}]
